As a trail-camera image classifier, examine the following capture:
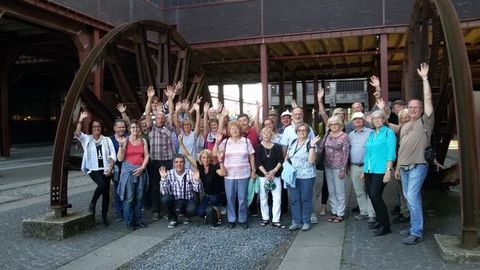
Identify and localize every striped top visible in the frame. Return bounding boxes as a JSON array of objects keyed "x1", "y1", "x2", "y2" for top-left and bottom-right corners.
[{"x1": 219, "y1": 137, "x2": 255, "y2": 180}]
